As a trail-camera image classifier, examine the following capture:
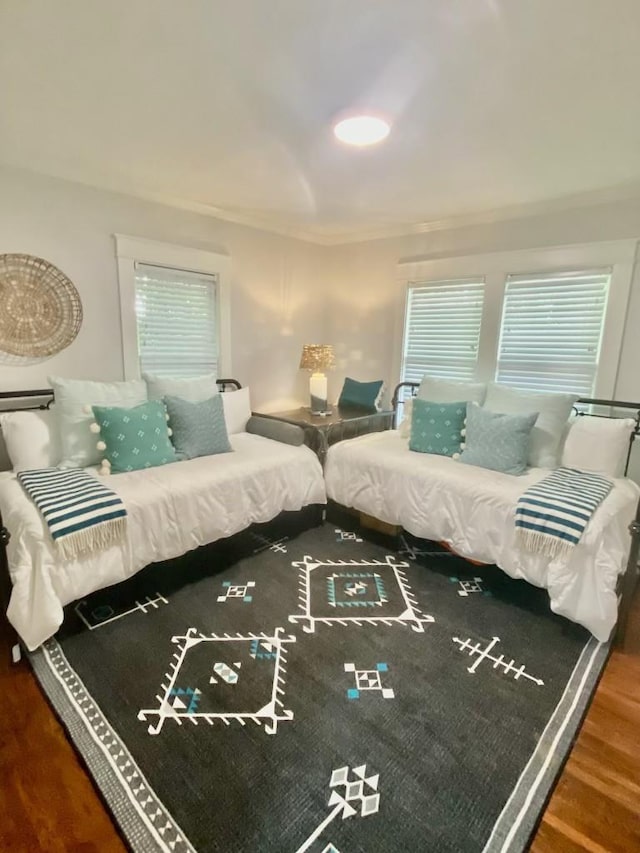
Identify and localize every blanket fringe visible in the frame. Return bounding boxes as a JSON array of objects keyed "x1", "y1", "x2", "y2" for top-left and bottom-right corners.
[
  {"x1": 56, "y1": 516, "x2": 127, "y2": 560},
  {"x1": 515, "y1": 527, "x2": 575, "y2": 561}
]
